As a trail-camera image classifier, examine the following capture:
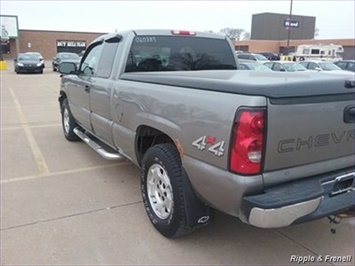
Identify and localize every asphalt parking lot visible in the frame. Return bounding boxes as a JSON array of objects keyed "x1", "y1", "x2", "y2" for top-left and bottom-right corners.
[{"x1": 1, "y1": 62, "x2": 354, "y2": 265}]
